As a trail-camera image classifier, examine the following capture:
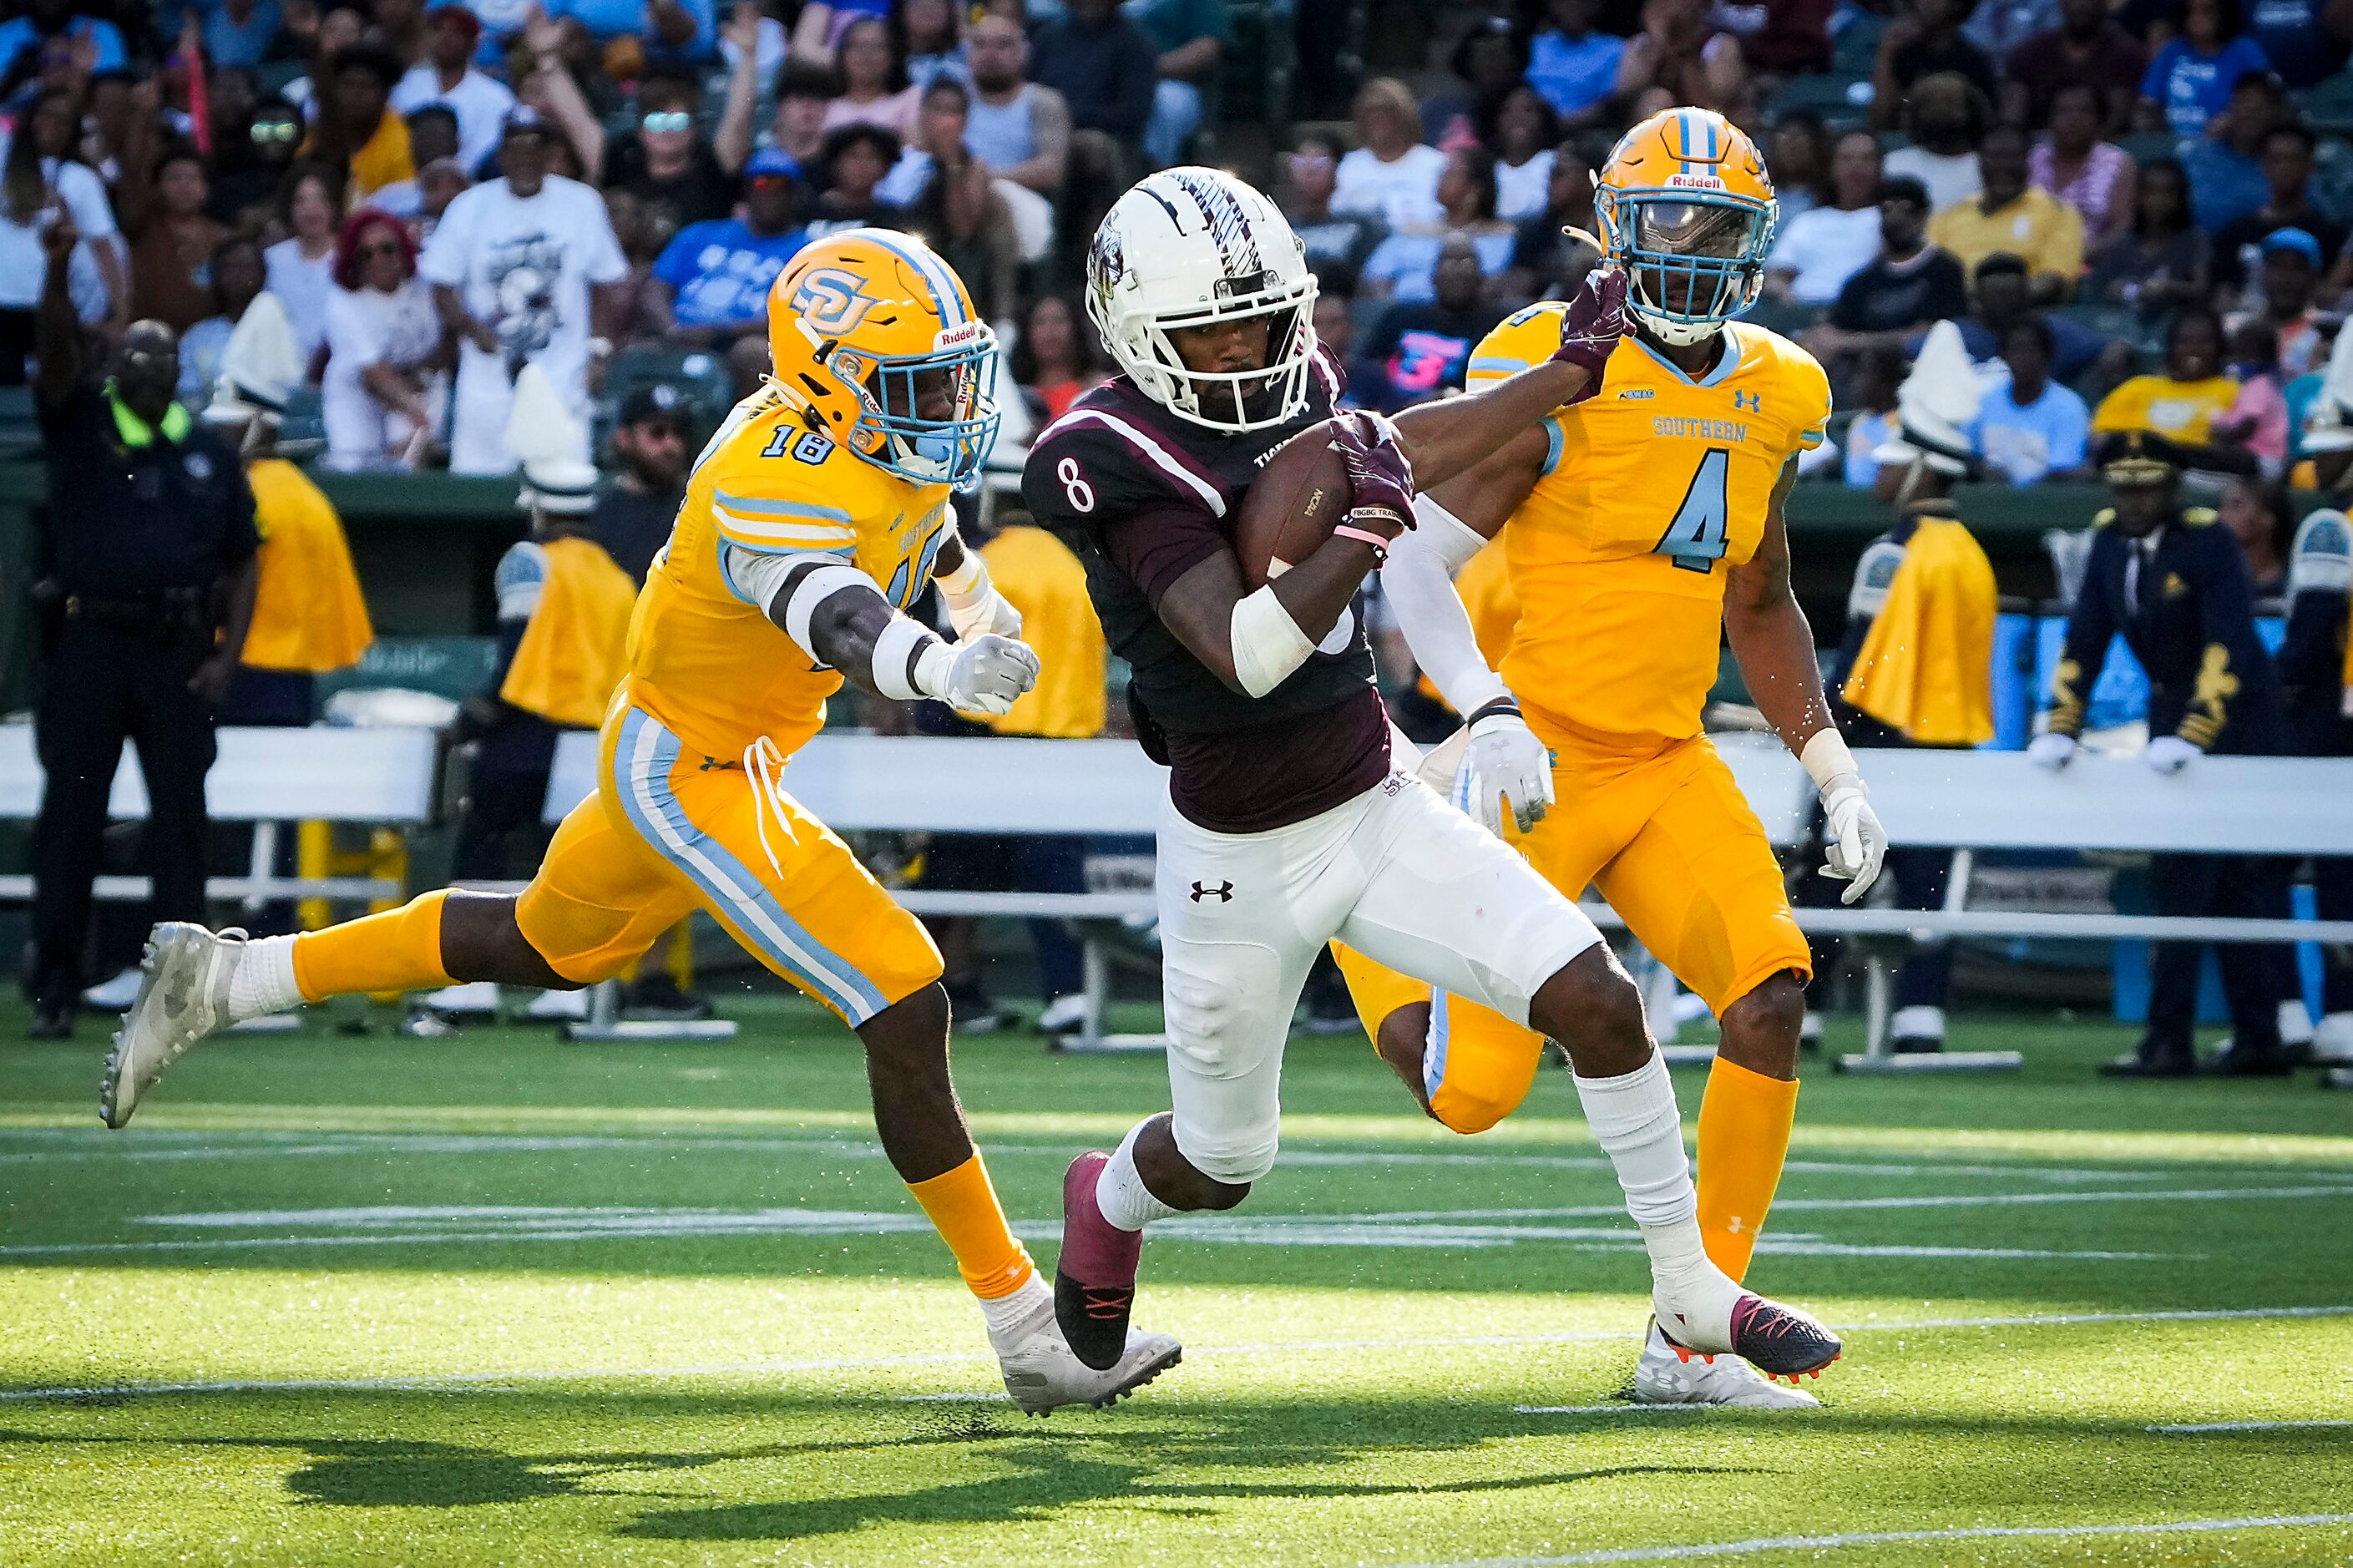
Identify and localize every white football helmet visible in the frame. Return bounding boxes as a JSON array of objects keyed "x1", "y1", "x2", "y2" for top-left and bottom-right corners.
[{"x1": 1085, "y1": 166, "x2": 1318, "y2": 434}]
